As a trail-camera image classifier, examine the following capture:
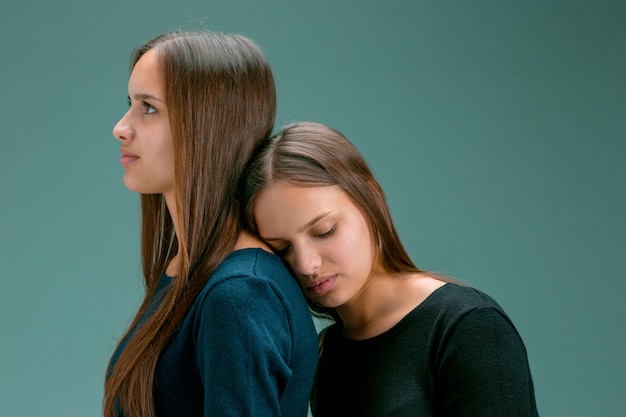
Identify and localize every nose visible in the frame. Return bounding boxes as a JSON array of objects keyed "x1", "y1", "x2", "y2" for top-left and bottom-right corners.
[
  {"x1": 112, "y1": 112, "x2": 134, "y2": 142},
  {"x1": 292, "y1": 245, "x2": 321, "y2": 277}
]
